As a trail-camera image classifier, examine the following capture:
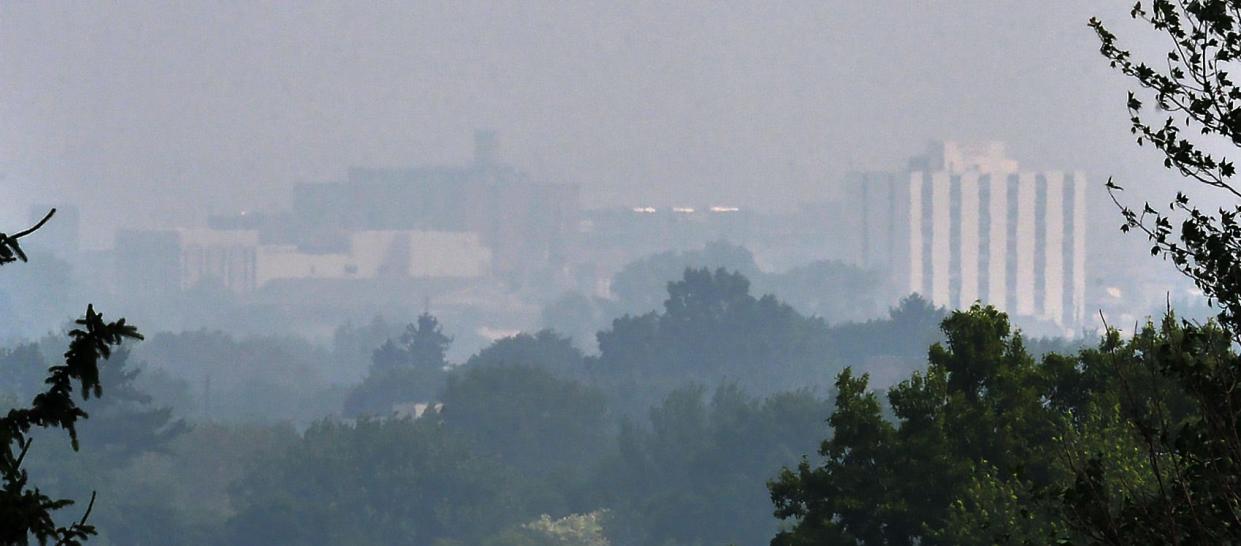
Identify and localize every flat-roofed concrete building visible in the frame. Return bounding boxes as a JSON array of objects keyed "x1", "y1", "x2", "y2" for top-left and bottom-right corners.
[
  {"x1": 844, "y1": 141, "x2": 1087, "y2": 331},
  {"x1": 287, "y1": 131, "x2": 578, "y2": 279},
  {"x1": 120, "y1": 227, "x2": 492, "y2": 296}
]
